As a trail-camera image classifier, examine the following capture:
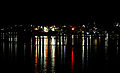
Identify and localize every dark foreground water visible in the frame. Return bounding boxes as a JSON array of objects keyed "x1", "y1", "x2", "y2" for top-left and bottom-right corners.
[{"x1": 0, "y1": 32, "x2": 120, "y2": 73}]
